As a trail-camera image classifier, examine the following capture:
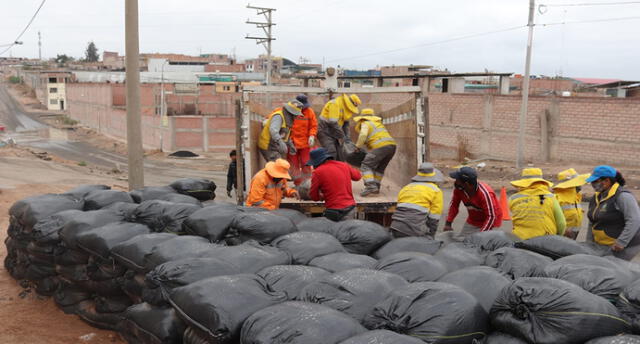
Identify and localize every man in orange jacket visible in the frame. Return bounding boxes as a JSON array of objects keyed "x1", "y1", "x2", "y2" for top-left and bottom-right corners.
[
  {"x1": 287, "y1": 94, "x2": 318, "y2": 185},
  {"x1": 246, "y1": 158, "x2": 298, "y2": 210}
]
